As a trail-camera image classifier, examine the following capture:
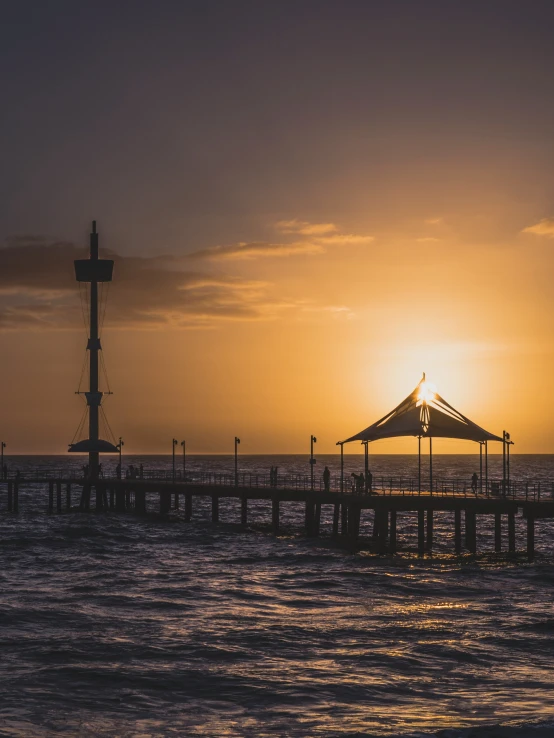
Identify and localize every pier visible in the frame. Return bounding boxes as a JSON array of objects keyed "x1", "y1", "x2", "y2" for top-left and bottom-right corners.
[{"x1": 1, "y1": 470, "x2": 552, "y2": 560}]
